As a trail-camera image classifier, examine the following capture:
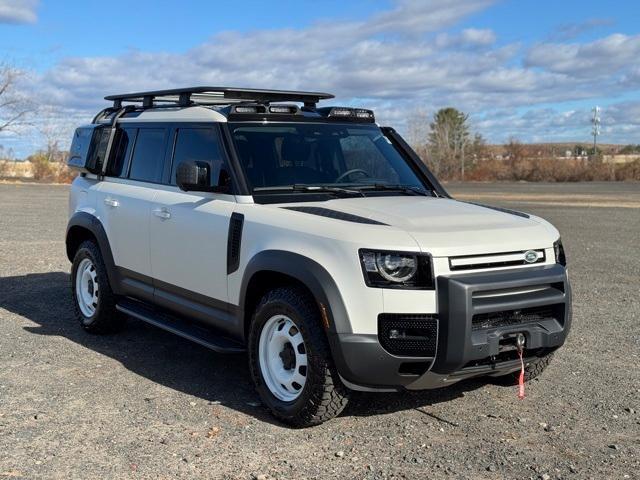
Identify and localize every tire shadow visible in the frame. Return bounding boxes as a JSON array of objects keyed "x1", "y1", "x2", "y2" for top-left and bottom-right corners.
[{"x1": 1, "y1": 271, "x2": 491, "y2": 426}]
